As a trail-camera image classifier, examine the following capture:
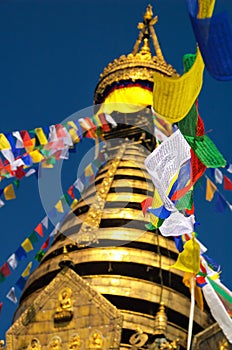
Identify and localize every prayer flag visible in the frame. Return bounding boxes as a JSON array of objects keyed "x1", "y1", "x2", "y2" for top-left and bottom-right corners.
[
  {"x1": 84, "y1": 163, "x2": 94, "y2": 177},
  {"x1": 15, "y1": 246, "x2": 27, "y2": 261},
  {"x1": 67, "y1": 185, "x2": 75, "y2": 199},
  {"x1": 159, "y1": 211, "x2": 195, "y2": 237},
  {"x1": 171, "y1": 238, "x2": 200, "y2": 273},
  {"x1": 34, "y1": 223, "x2": 43, "y2": 237},
  {"x1": 28, "y1": 231, "x2": 39, "y2": 244},
  {"x1": 0, "y1": 262, "x2": 11, "y2": 277},
  {"x1": 197, "y1": 0, "x2": 215, "y2": 19},
  {"x1": 0, "y1": 133, "x2": 11, "y2": 150},
  {"x1": 35, "y1": 127, "x2": 48, "y2": 145},
  {"x1": 215, "y1": 192, "x2": 227, "y2": 213},
  {"x1": 70, "y1": 198, "x2": 78, "y2": 210},
  {"x1": 4, "y1": 184, "x2": 16, "y2": 200},
  {"x1": 41, "y1": 216, "x2": 49, "y2": 229},
  {"x1": 153, "y1": 48, "x2": 204, "y2": 122},
  {"x1": 21, "y1": 238, "x2": 33, "y2": 253},
  {"x1": 55, "y1": 200, "x2": 64, "y2": 213},
  {"x1": 0, "y1": 302, "x2": 2, "y2": 313},
  {"x1": 7, "y1": 254, "x2": 18, "y2": 270},
  {"x1": 74, "y1": 178, "x2": 84, "y2": 192},
  {"x1": 141, "y1": 197, "x2": 153, "y2": 216},
  {"x1": 21, "y1": 261, "x2": 32, "y2": 278},
  {"x1": 206, "y1": 177, "x2": 217, "y2": 201},
  {"x1": 35, "y1": 250, "x2": 45, "y2": 262},
  {"x1": 29, "y1": 150, "x2": 44, "y2": 163},
  {"x1": 224, "y1": 176, "x2": 232, "y2": 190},
  {"x1": 41, "y1": 238, "x2": 50, "y2": 250},
  {"x1": 6, "y1": 287, "x2": 17, "y2": 304},
  {"x1": 188, "y1": 8, "x2": 232, "y2": 80},
  {"x1": 203, "y1": 278, "x2": 232, "y2": 342},
  {"x1": 148, "y1": 206, "x2": 171, "y2": 219},
  {"x1": 16, "y1": 276, "x2": 26, "y2": 291},
  {"x1": 214, "y1": 168, "x2": 223, "y2": 184}
]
